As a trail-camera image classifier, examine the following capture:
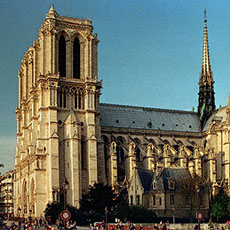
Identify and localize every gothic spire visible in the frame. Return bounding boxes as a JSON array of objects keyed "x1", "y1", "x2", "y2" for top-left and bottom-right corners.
[
  {"x1": 199, "y1": 9, "x2": 213, "y2": 86},
  {"x1": 198, "y1": 9, "x2": 215, "y2": 128},
  {"x1": 46, "y1": 4, "x2": 58, "y2": 19}
]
